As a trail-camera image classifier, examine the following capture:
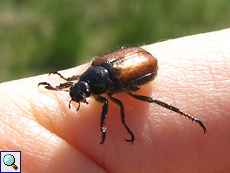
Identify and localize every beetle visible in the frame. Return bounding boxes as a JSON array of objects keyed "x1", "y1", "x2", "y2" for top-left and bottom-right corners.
[{"x1": 38, "y1": 47, "x2": 207, "y2": 144}]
